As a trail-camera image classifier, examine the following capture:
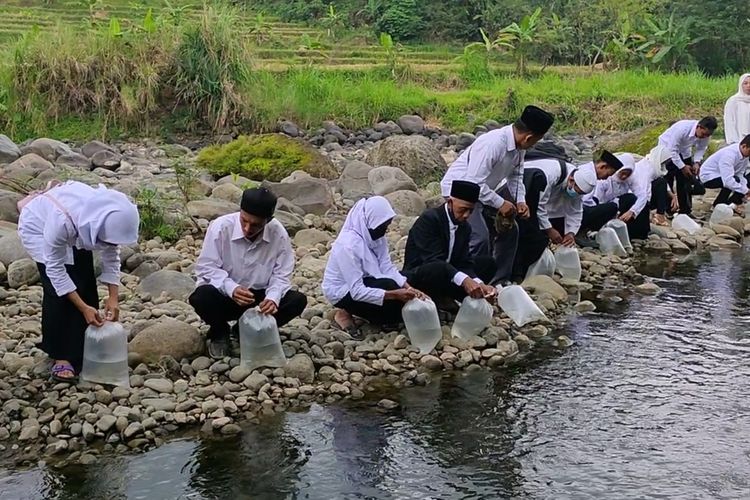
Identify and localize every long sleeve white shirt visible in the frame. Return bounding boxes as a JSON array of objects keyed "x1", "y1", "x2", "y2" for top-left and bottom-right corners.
[
  {"x1": 698, "y1": 143, "x2": 749, "y2": 195},
  {"x1": 440, "y1": 126, "x2": 526, "y2": 209},
  {"x1": 194, "y1": 213, "x2": 294, "y2": 305},
  {"x1": 322, "y1": 236, "x2": 407, "y2": 306},
  {"x1": 18, "y1": 182, "x2": 121, "y2": 297},
  {"x1": 524, "y1": 159, "x2": 584, "y2": 235},
  {"x1": 583, "y1": 163, "x2": 651, "y2": 217},
  {"x1": 657, "y1": 120, "x2": 709, "y2": 169},
  {"x1": 628, "y1": 158, "x2": 657, "y2": 216}
]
